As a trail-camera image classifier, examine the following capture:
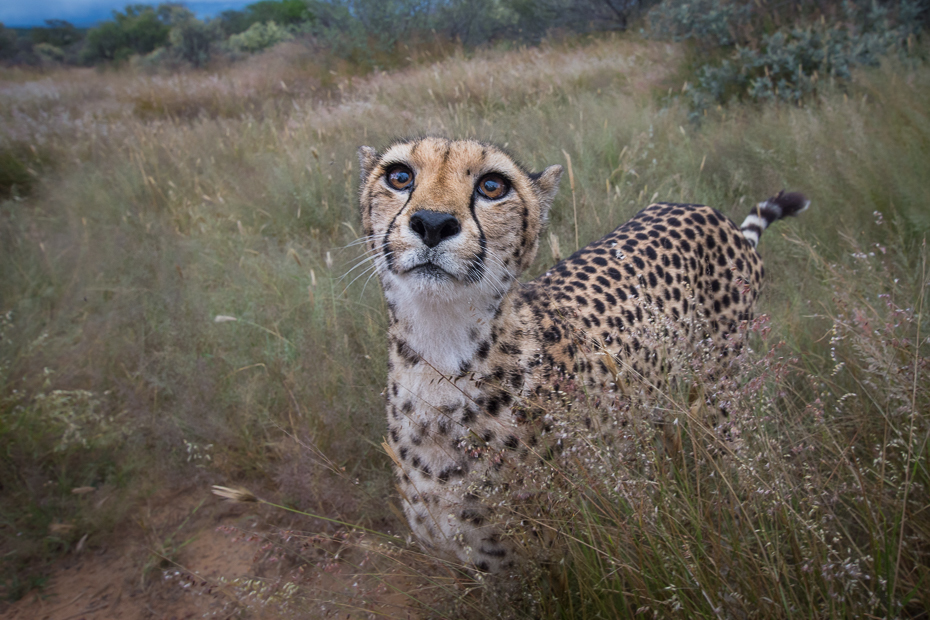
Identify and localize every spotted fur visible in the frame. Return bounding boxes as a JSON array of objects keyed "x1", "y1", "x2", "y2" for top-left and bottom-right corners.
[{"x1": 357, "y1": 137, "x2": 807, "y2": 573}]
